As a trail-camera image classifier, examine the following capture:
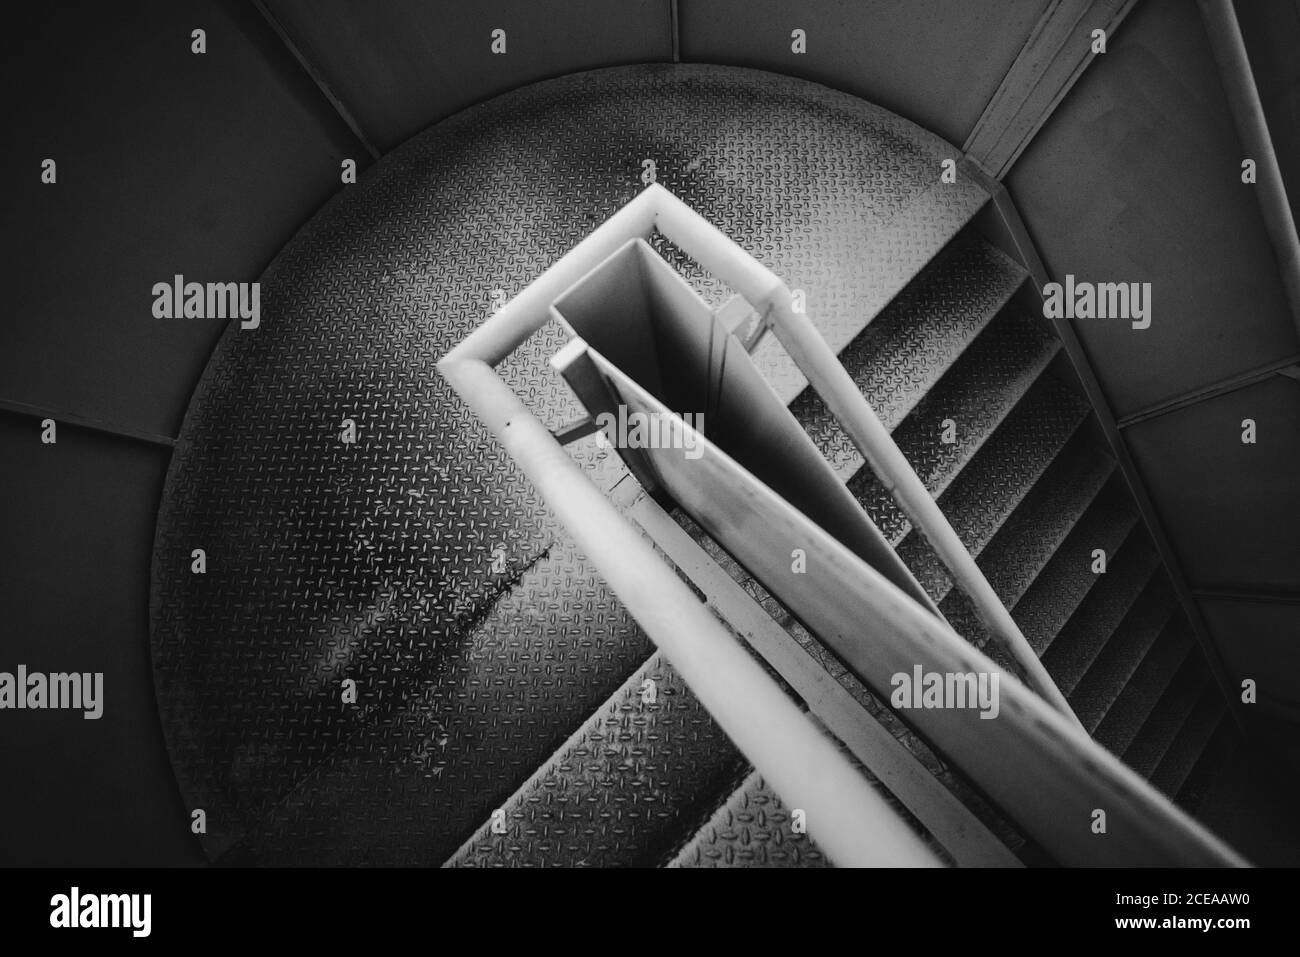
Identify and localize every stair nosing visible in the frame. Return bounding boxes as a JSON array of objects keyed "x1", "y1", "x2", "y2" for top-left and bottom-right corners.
[
  {"x1": 1070, "y1": 579, "x2": 1179, "y2": 735},
  {"x1": 1121, "y1": 661, "x2": 1211, "y2": 779}
]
